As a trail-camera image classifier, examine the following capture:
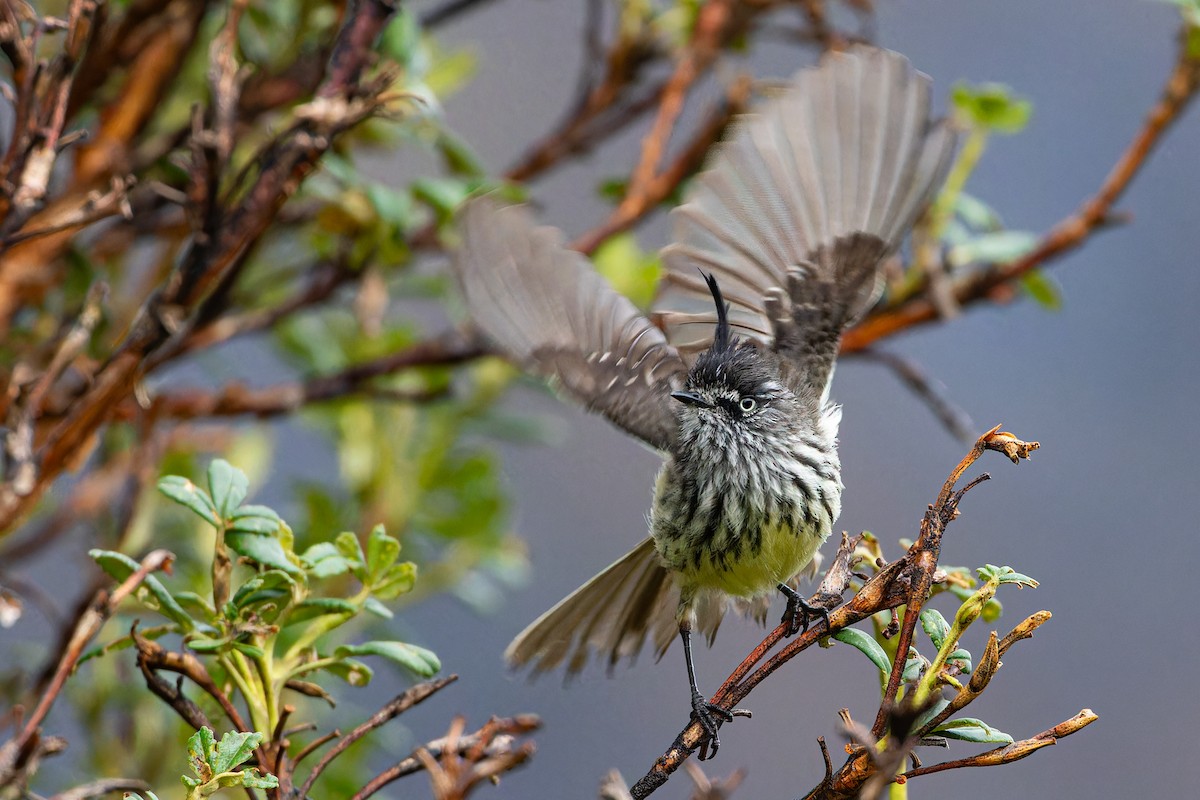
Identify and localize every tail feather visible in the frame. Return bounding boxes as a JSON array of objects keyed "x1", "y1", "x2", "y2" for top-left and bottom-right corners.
[{"x1": 505, "y1": 538, "x2": 727, "y2": 677}]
